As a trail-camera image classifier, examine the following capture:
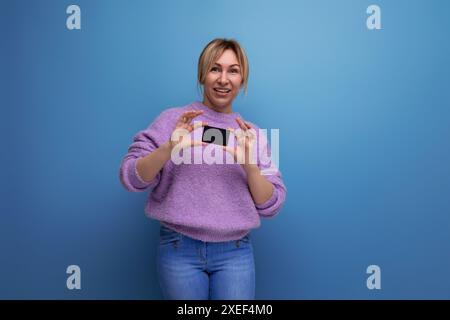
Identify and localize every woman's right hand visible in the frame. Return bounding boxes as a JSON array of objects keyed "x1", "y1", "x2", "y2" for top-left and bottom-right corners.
[{"x1": 167, "y1": 110, "x2": 208, "y2": 152}]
